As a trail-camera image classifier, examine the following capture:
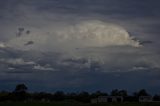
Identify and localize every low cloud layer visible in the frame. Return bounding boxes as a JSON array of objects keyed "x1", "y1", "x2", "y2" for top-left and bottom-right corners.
[
  {"x1": 33, "y1": 64, "x2": 54, "y2": 71},
  {"x1": 0, "y1": 58, "x2": 35, "y2": 65}
]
